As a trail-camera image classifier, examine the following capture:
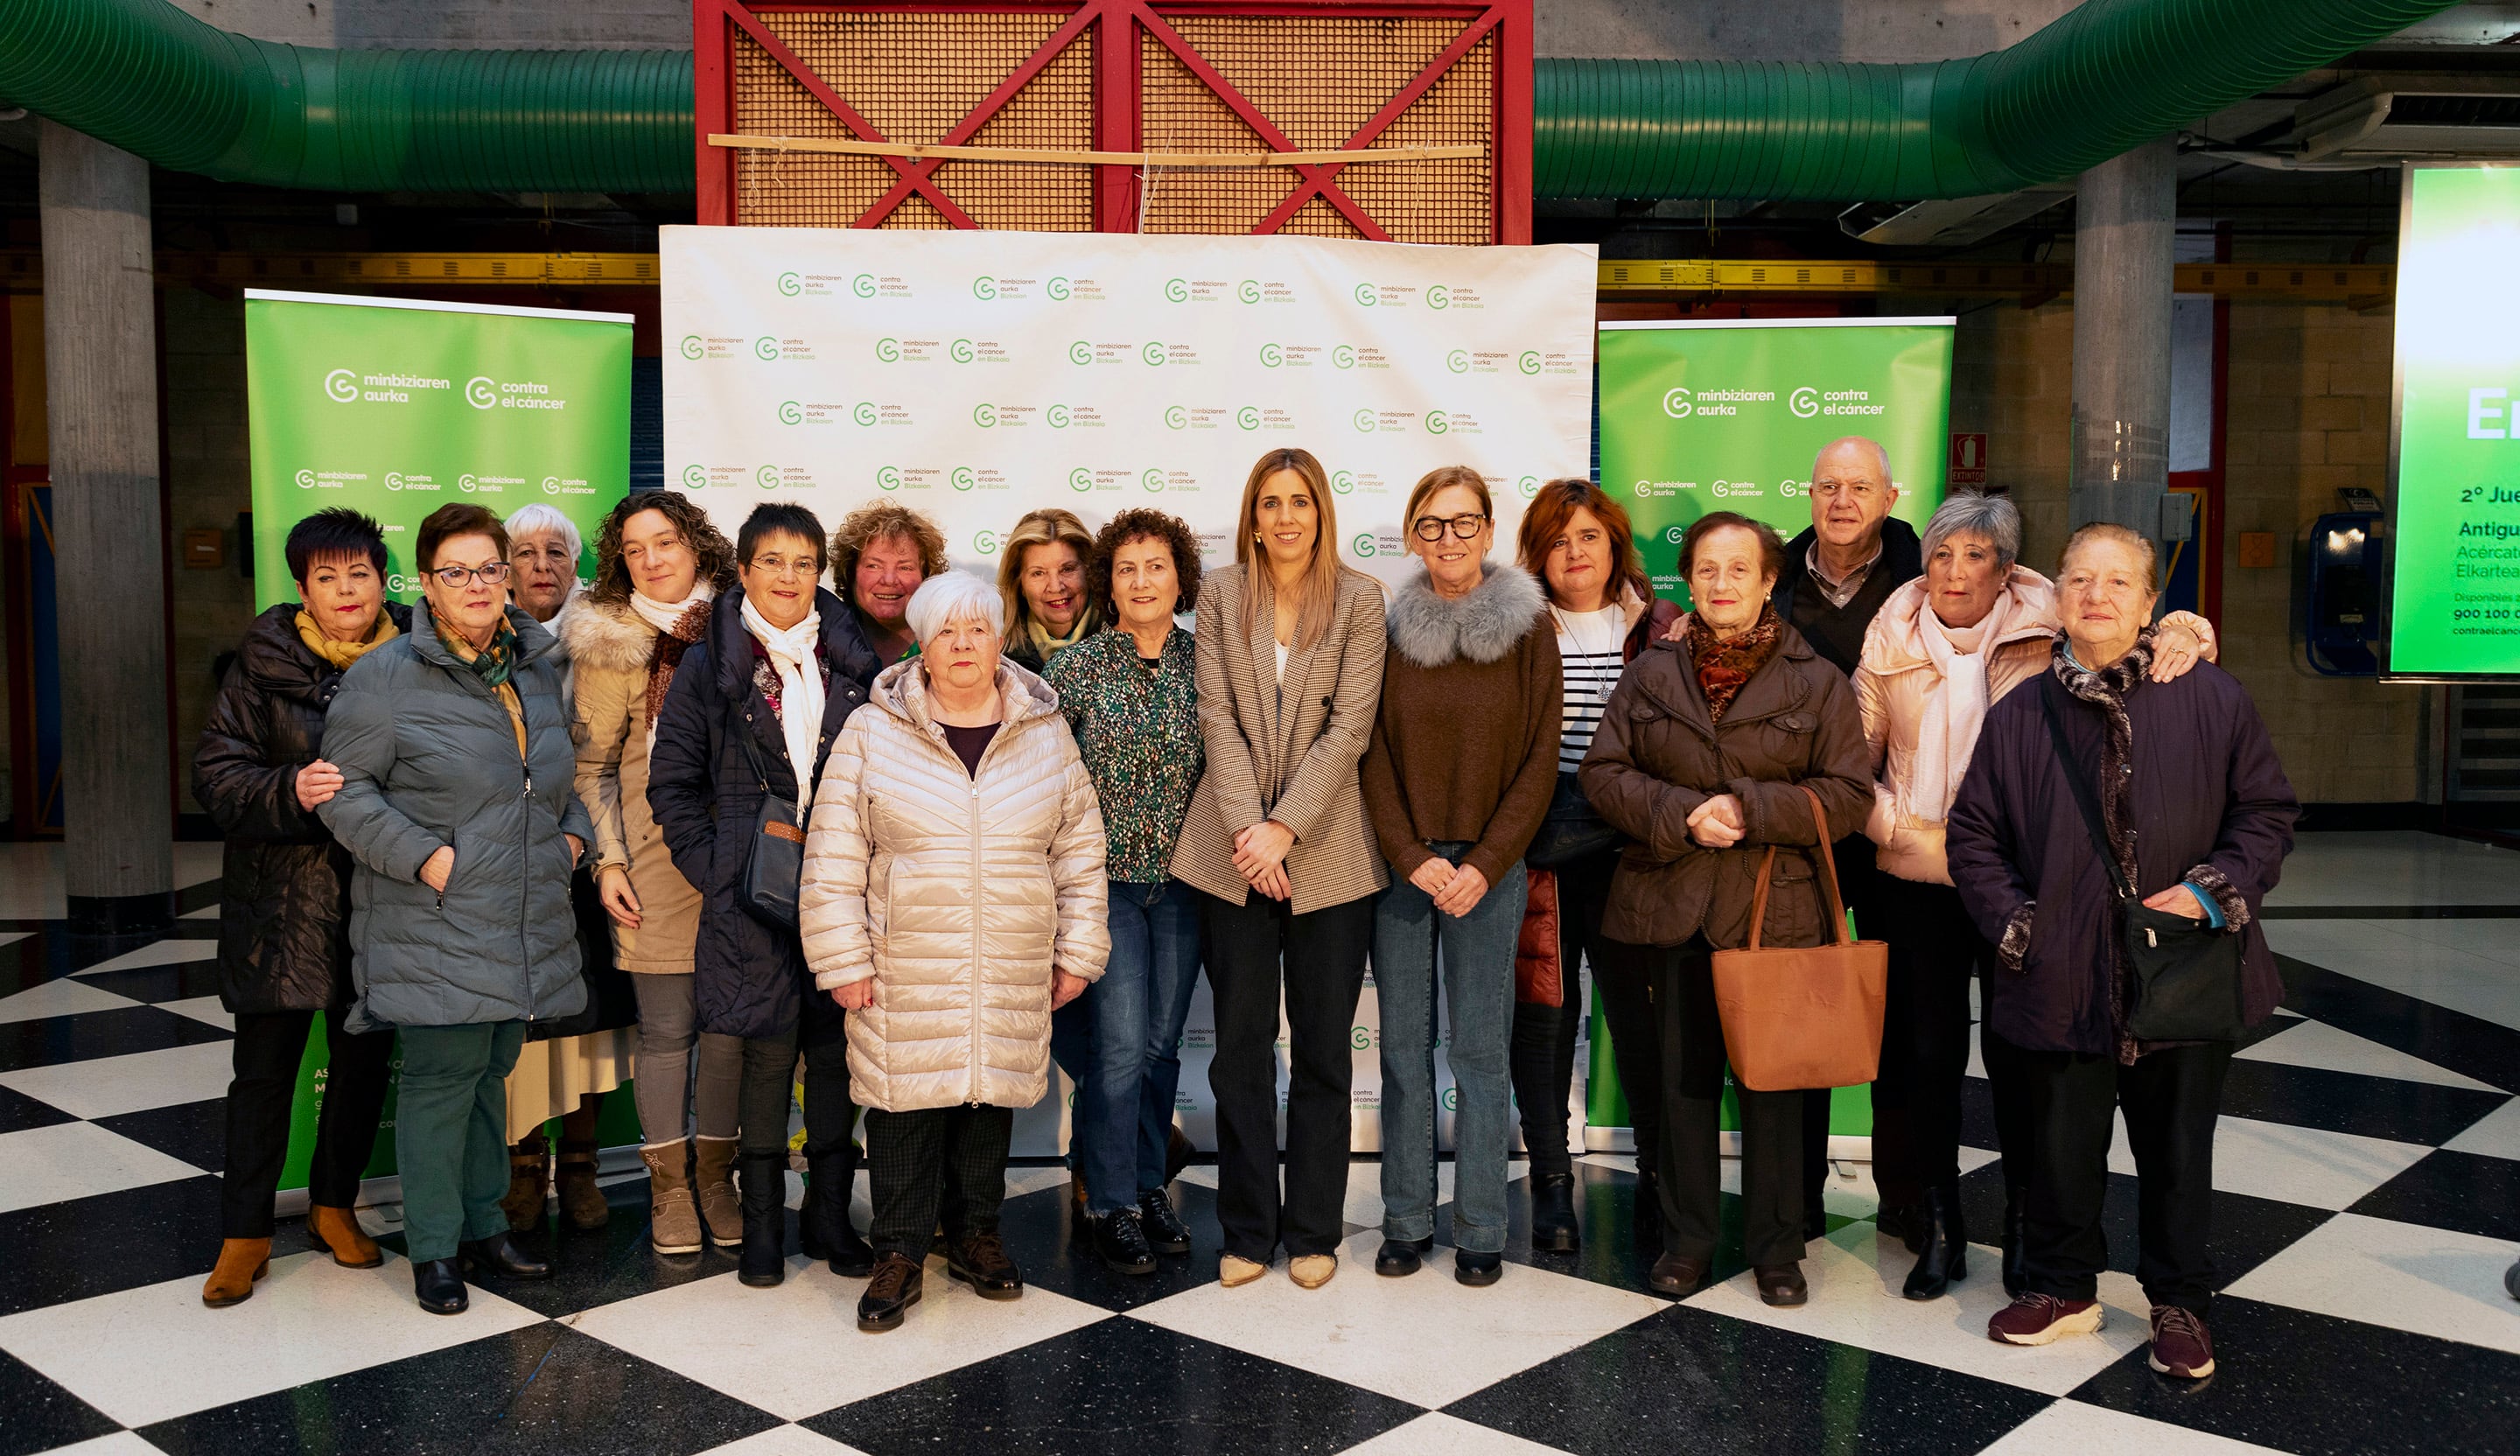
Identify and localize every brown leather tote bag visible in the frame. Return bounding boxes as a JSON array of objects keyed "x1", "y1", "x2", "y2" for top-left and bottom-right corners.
[{"x1": 1711, "y1": 785, "x2": 1888, "y2": 1092}]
